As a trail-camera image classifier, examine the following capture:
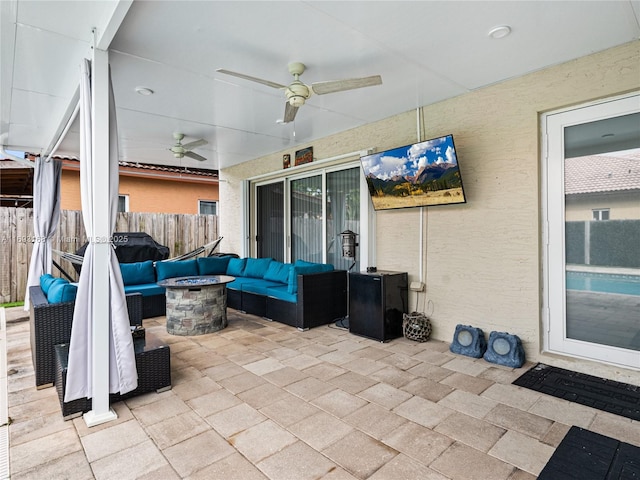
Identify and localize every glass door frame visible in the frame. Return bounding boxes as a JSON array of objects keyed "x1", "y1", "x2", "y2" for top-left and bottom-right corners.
[{"x1": 542, "y1": 92, "x2": 640, "y2": 369}]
